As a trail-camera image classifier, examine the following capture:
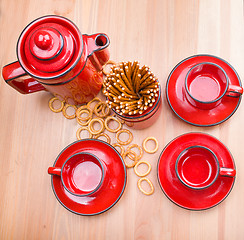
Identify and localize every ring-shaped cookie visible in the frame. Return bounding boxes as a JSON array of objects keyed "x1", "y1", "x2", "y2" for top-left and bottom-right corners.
[
  {"x1": 134, "y1": 161, "x2": 152, "y2": 177},
  {"x1": 49, "y1": 97, "x2": 65, "y2": 113},
  {"x1": 127, "y1": 144, "x2": 143, "y2": 161},
  {"x1": 62, "y1": 104, "x2": 78, "y2": 119},
  {"x1": 104, "y1": 116, "x2": 122, "y2": 133},
  {"x1": 87, "y1": 97, "x2": 101, "y2": 110},
  {"x1": 137, "y1": 177, "x2": 154, "y2": 196},
  {"x1": 112, "y1": 143, "x2": 125, "y2": 156},
  {"x1": 77, "y1": 108, "x2": 91, "y2": 120},
  {"x1": 76, "y1": 126, "x2": 92, "y2": 140},
  {"x1": 116, "y1": 129, "x2": 133, "y2": 145},
  {"x1": 102, "y1": 60, "x2": 117, "y2": 75},
  {"x1": 76, "y1": 106, "x2": 93, "y2": 121},
  {"x1": 88, "y1": 118, "x2": 105, "y2": 135},
  {"x1": 142, "y1": 137, "x2": 159, "y2": 154},
  {"x1": 101, "y1": 104, "x2": 111, "y2": 117},
  {"x1": 122, "y1": 150, "x2": 138, "y2": 168},
  {"x1": 76, "y1": 117, "x2": 91, "y2": 126},
  {"x1": 94, "y1": 102, "x2": 109, "y2": 118},
  {"x1": 96, "y1": 103, "x2": 104, "y2": 112},
  {"x1": 93, "y1": 132, "x2": 111, "y2": 144}
]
